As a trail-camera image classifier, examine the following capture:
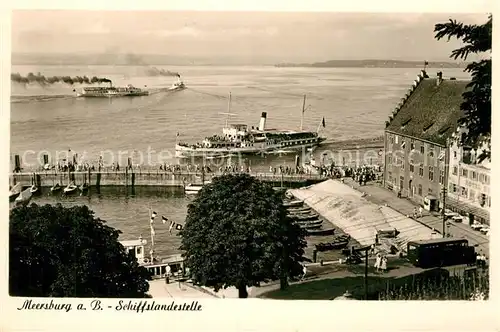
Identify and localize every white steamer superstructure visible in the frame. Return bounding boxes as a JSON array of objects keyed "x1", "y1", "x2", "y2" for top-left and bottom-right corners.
[{"x1": 175, "y1": 94, "x2": 326, "y2": 158}]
